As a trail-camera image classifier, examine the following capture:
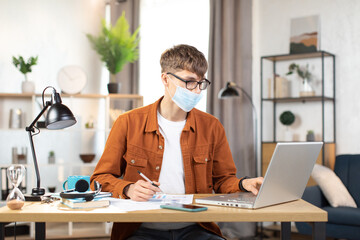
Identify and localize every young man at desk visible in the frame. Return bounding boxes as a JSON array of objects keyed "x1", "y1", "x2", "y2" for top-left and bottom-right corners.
[{"x1": 91, "y1": 44, "x2": 263, "y2": 240}]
